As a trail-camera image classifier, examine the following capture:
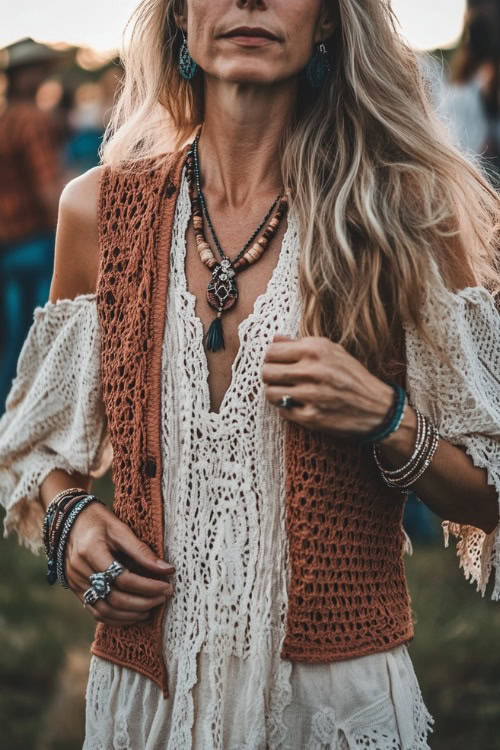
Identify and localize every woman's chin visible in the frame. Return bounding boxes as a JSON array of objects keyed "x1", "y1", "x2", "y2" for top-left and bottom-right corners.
[{"x1": 208, "y1": 64, "x2": 291, "y2": 88}]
